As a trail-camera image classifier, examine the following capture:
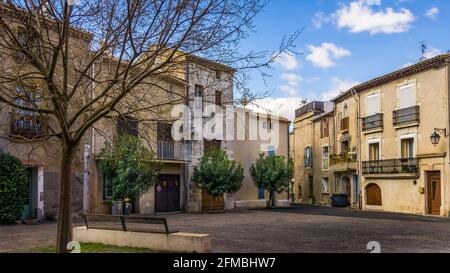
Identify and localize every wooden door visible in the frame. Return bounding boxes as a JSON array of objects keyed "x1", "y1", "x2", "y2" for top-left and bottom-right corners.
[
  {"x1": 366, "y1": 183, "x2": 382, "y2": 206},
  {"x1": 427, "y1": 172, "x2": 441, "y2": 215},
  {"x1": 155, "y1": 175, "x2": 180, "y2": 213}
]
